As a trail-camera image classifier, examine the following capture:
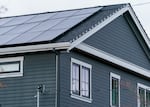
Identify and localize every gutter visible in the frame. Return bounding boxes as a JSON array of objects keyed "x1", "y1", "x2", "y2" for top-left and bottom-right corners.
[{"x1": 0, "y1": 42, "x2": 70, "y2": 55}]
